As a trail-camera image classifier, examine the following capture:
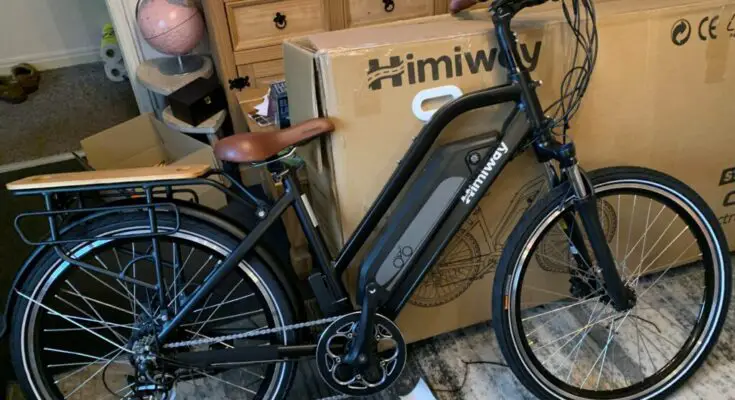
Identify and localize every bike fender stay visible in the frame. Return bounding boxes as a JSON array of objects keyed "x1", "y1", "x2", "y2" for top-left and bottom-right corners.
[{"x1": 0, "y1": 199, "x2": 306, "y2": 340}]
